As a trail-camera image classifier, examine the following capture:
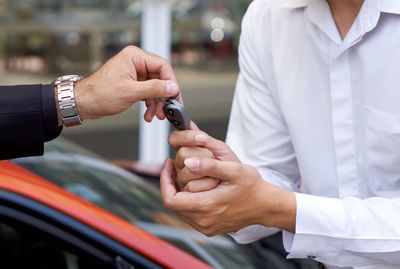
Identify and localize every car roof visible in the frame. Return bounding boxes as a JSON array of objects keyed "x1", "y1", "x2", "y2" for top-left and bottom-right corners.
[{"x1": 0, "y1": 160, "x2": 211, "y2": 269}]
